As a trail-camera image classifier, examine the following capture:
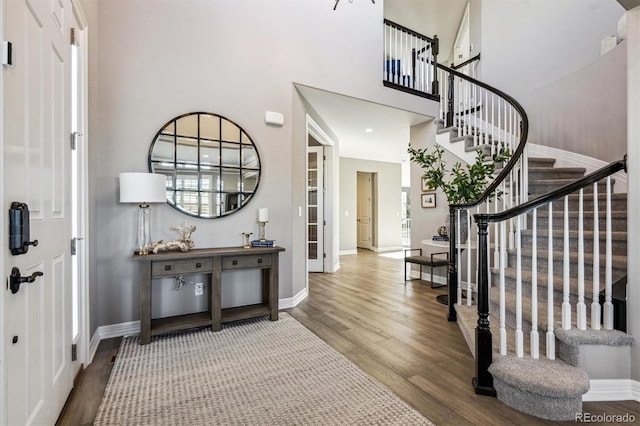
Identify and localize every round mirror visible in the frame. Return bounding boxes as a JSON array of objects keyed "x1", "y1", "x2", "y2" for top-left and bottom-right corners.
[{"x1": 148, "y1": 112, "x2": 261, "y2": 218}]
